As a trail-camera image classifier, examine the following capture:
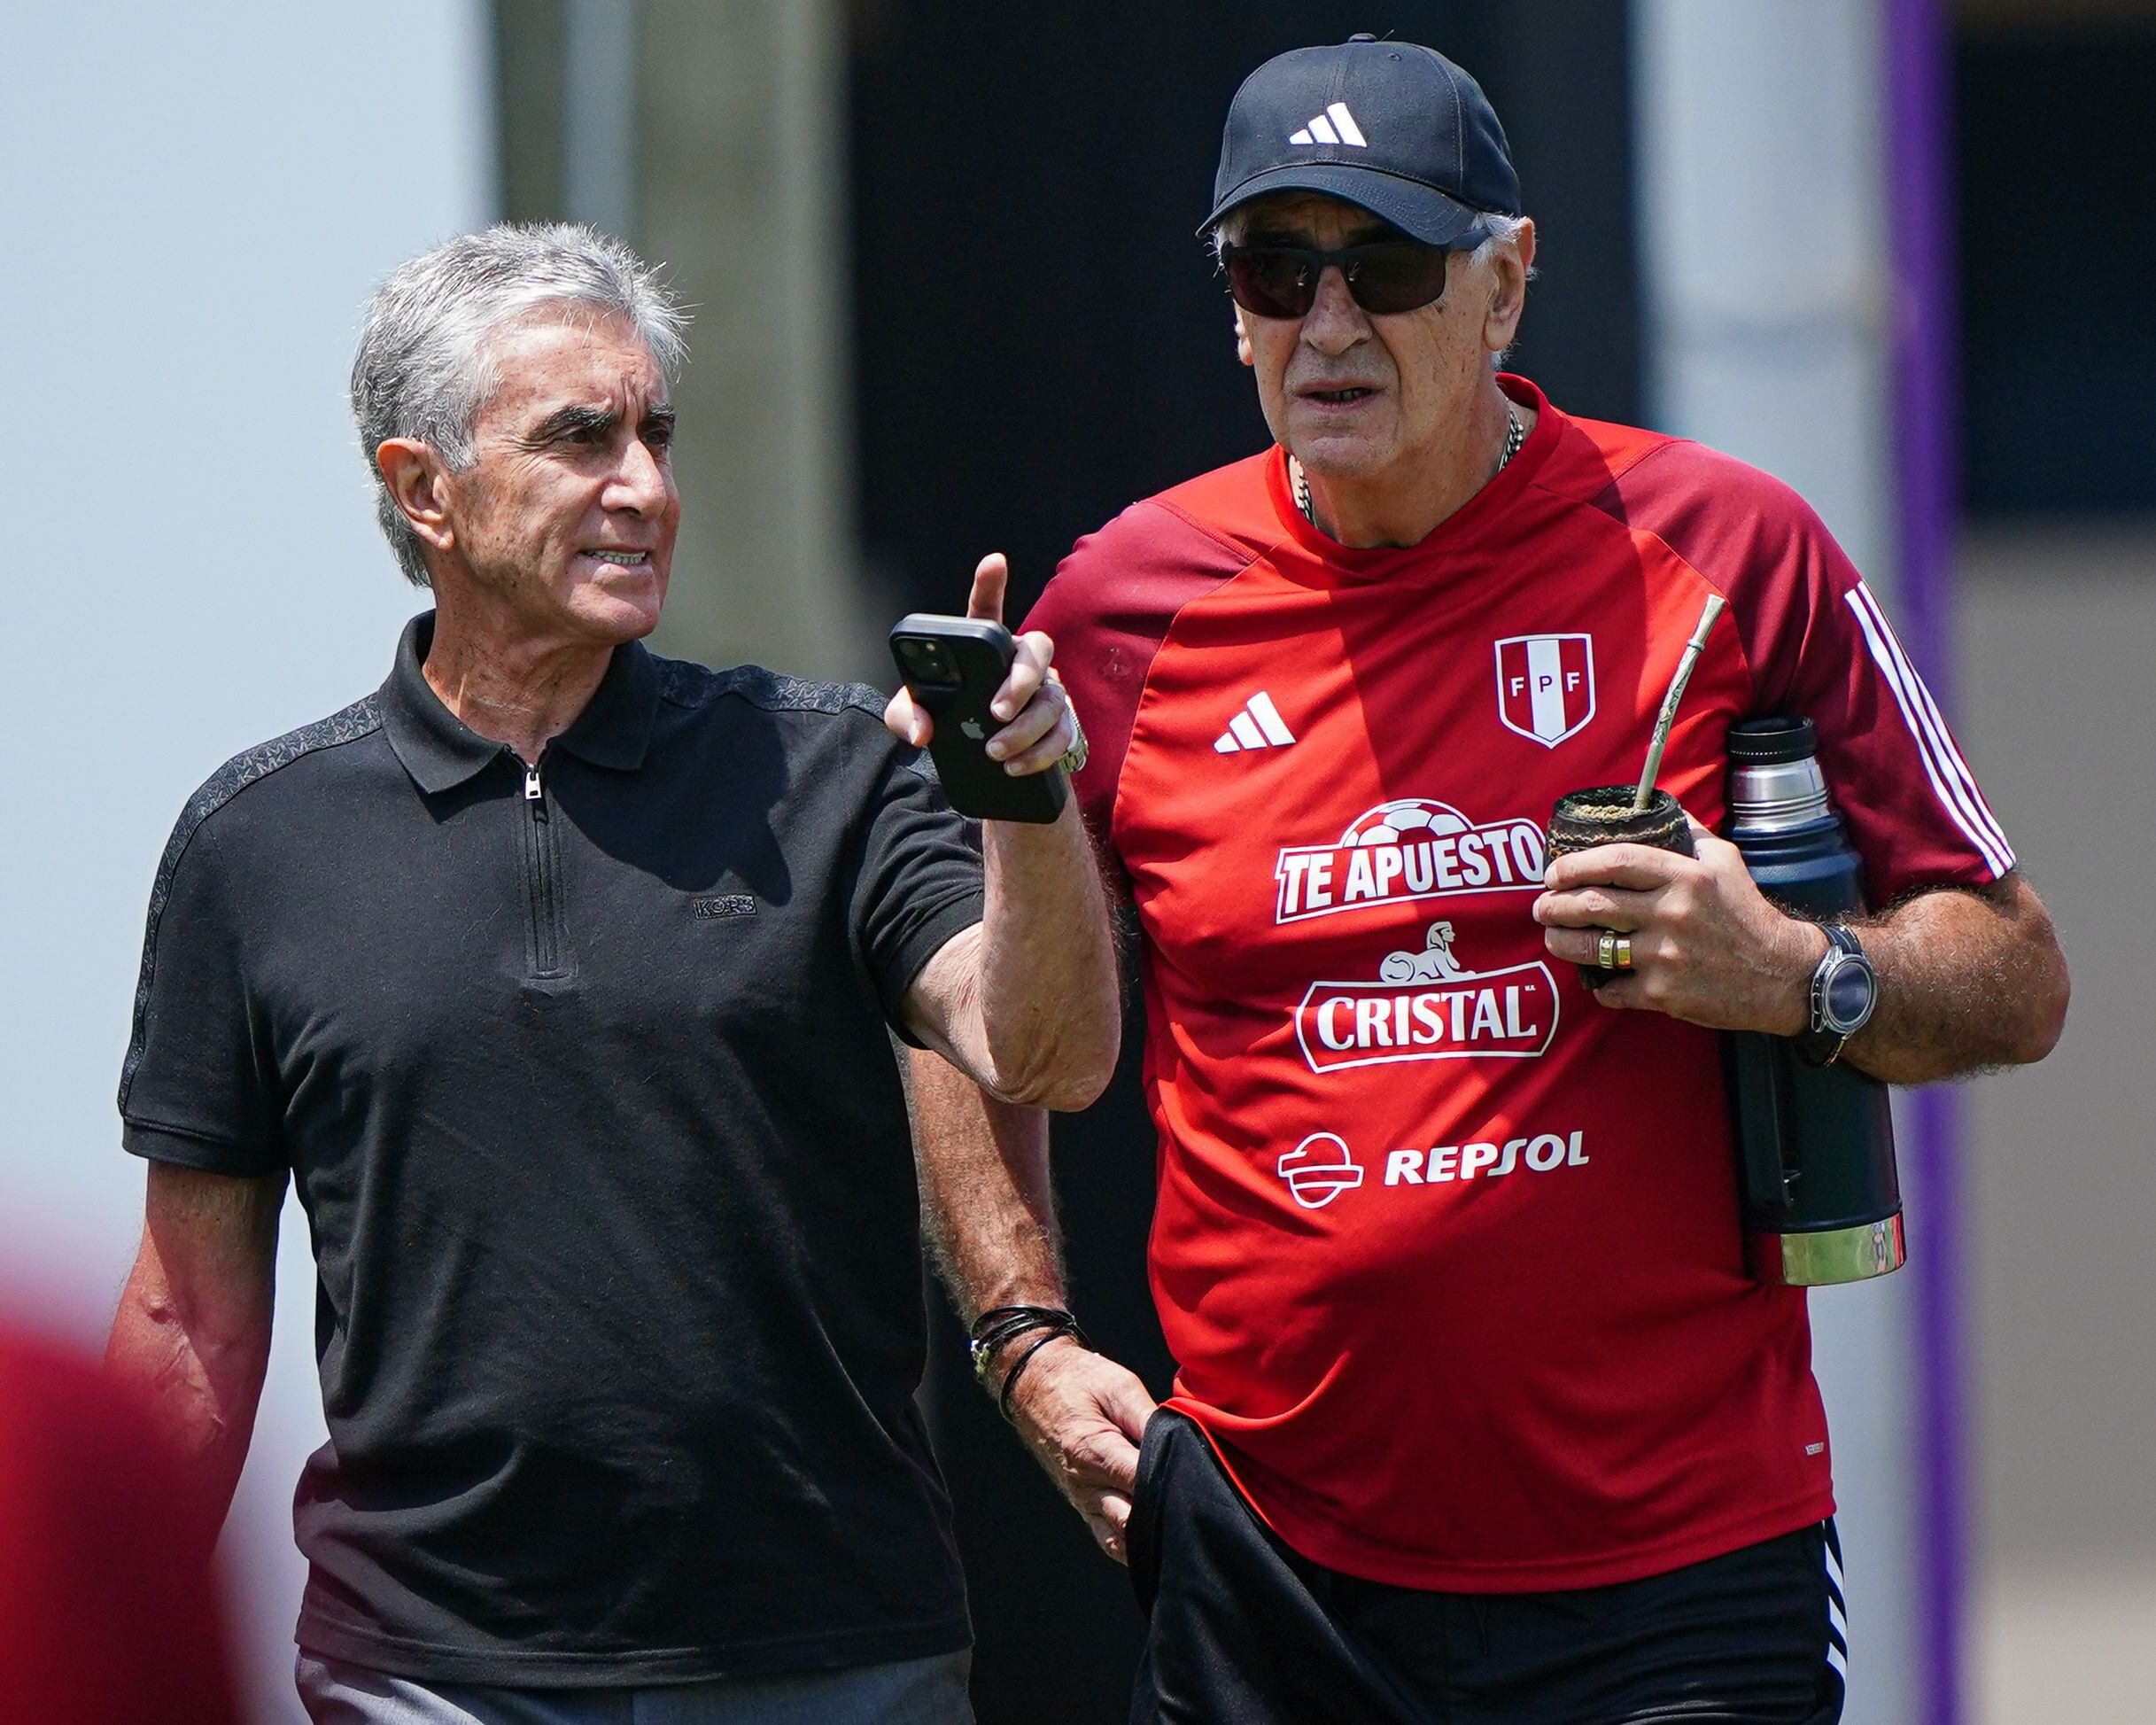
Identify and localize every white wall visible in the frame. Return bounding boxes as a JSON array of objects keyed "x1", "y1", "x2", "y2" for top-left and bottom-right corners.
[
  {"x1": 0, "y1": 7, "x2": 492, "y2": 1720},
  {"x1": 1957, "y1": 531, "x2": 2156, "y2": 1725},
  {"x1": 1632, "y1": 0, "x2": 1894, "y2": 576}
]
